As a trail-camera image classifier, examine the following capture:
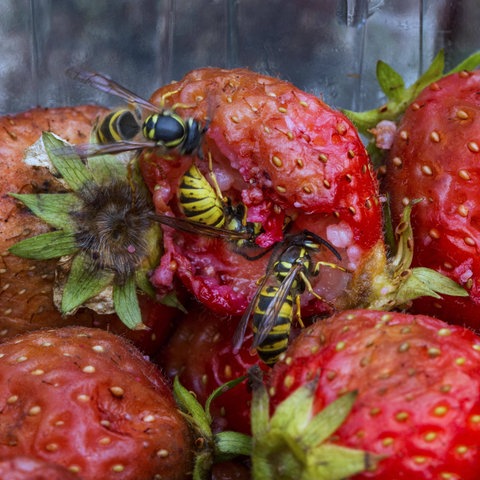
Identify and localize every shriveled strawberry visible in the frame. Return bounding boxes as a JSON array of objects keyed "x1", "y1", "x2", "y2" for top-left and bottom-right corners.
[
  {"x1": 265, "y1": 309, "x2": 480, "y2": 479},
  {"x1": 140, "y1": 67, "x2": 384, "y2": 316},
  {"x1": 385, "y1": 69, "x2": 480, "y2": 327},
  {"x1": 0, "y1": 326, "x2": 192, "y2": 479},
  {"x1": 158, "y1": 302, "x2": 264, "y2": 435},
  {"x1": 0, "y1": 455, "x2": 81, "y2": 480}
]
